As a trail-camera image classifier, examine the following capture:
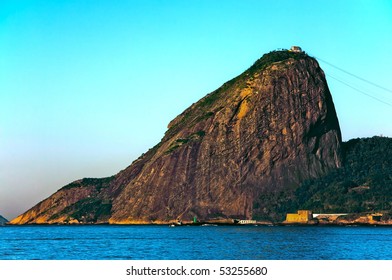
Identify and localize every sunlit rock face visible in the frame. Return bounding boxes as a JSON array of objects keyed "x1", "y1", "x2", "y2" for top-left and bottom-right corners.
[{"x1": 11, "y1": 50, "x2": 342, "y2": 224}]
